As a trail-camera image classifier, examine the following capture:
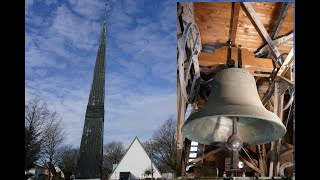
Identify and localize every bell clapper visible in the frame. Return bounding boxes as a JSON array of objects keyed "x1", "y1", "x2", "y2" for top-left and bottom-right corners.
[{"x1": 226, "y1": 117, "x2": 243, "y2": 177}]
